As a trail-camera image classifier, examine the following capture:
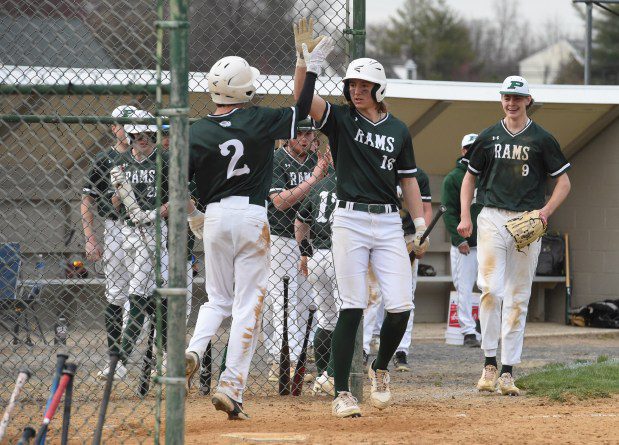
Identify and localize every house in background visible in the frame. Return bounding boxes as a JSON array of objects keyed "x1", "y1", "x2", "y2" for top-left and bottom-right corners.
[{"x1": 519, "y1": 40, "x2": 584, "y2": 84}]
